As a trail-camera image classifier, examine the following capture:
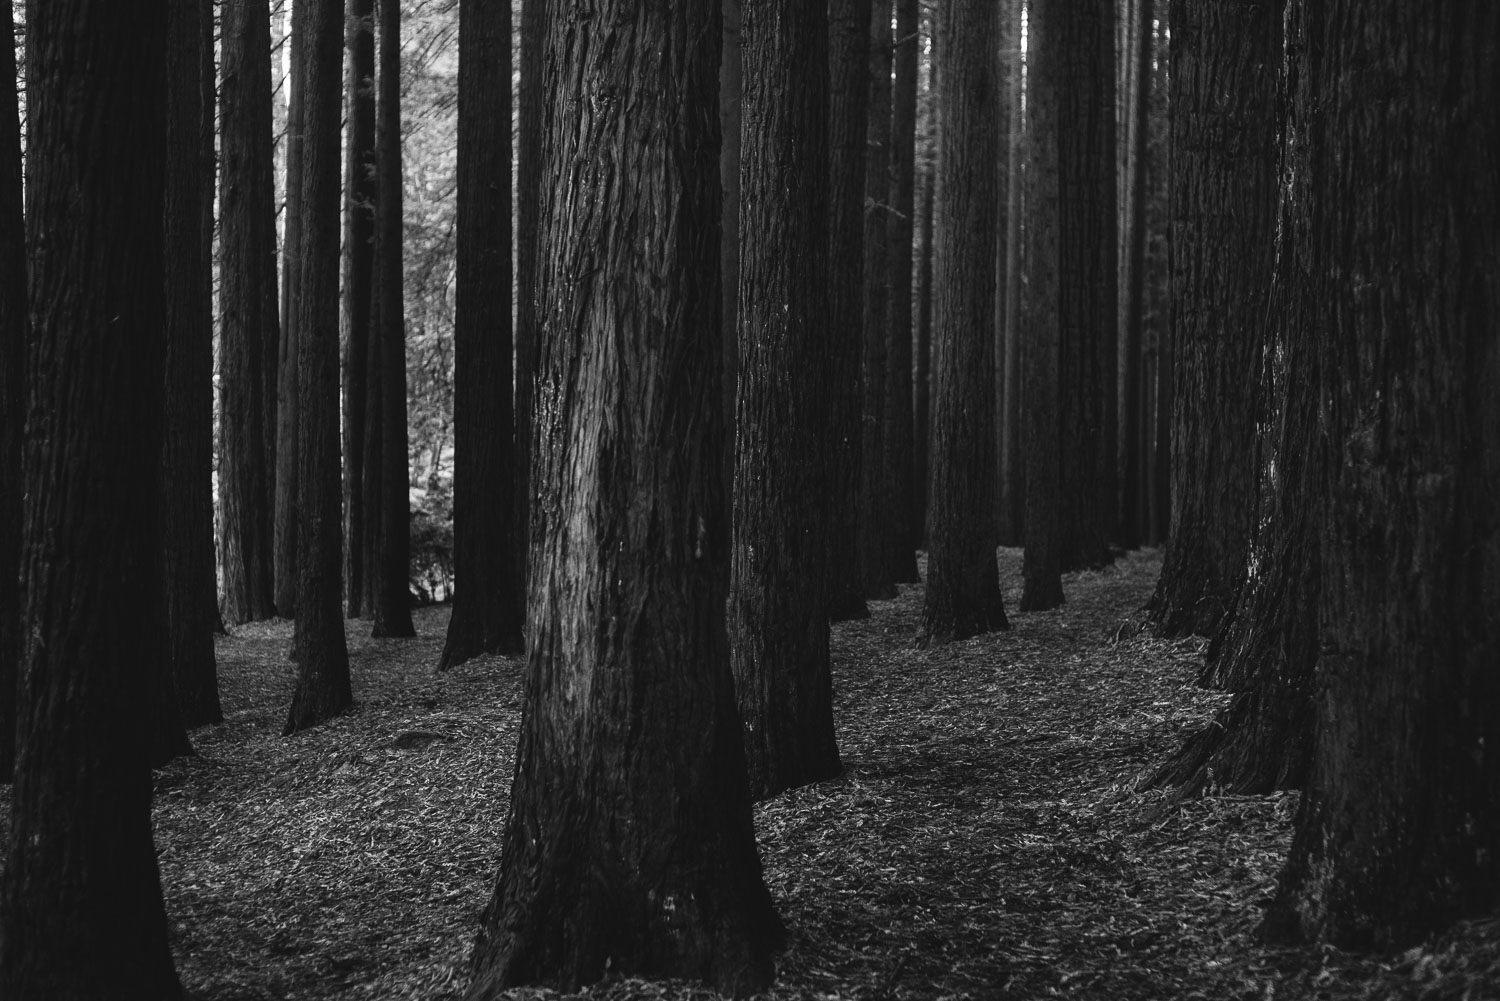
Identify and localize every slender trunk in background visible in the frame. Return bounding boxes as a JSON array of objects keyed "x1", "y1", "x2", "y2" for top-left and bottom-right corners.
[
  {"x1": 1097, "y1": 0, "x2": 1119, "y2": 550},
  {"x1": 163, "y1": 0, "x2": 223, "y2": 730},
  {"x1": 462, "y1": 1, "x2": 786, "y2": 992},
  {"x1": 440, "y1": 0, "x2": 523, "y2": 668},
  {"x1": 369, "y1": 0, "x2": 416, "y2": 639},
  {"x1": 1019, "y1": 0, "x2": 1064, "y2": 612},
  {"x1": 1146, "y1": 0, "x2": 1278, "y2": 637},
  {"x1": 1117, "y1": 0, "x2": 1150, "y2": 550},
  {"x1": 912, "y1": 144, "x2": 933, "y2": 548},
  {"x1": 999, "y1": 0, "x2": 1024, "y2": 549},
  {"x1": 0, "y1": 1, "x2": 183, "y2": 991},
  {"x1": 1268, "y1": 0, "x2": 1500, "y2": 948},
  {"x1": 720, "y1": 0, "x2": 742, "y2": 498},
  {"x1": 883, "y1": 0, "x2": 919, "y2": 582},
  {"x1": 514, "y1": 0, "x2": 546, "y2": 593},
  {"x1": 825, "y1": 0, "x2": 871, "y2": 621},
  {"x1": 275, "y1": 0, "x2": 307, "y2": 616},
  {"x1": 920, "y1": 0, "x2": 1008, "y2": 645},
  {"x1": 284, "y1": 0, "x2": 353, "y2": 734},
  {"x1": 994, "y1": 0, "x2": 1020, "y2": 546},
  {"x1": 0, "y1": 0, "x2": 25, "y2": 782},
  {"x1": 342, "y1": 0, "x2": 376, "y2": 617},
  {"x1": 1148, "y1": 7, "x2": 1173, "y2": 548}
]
